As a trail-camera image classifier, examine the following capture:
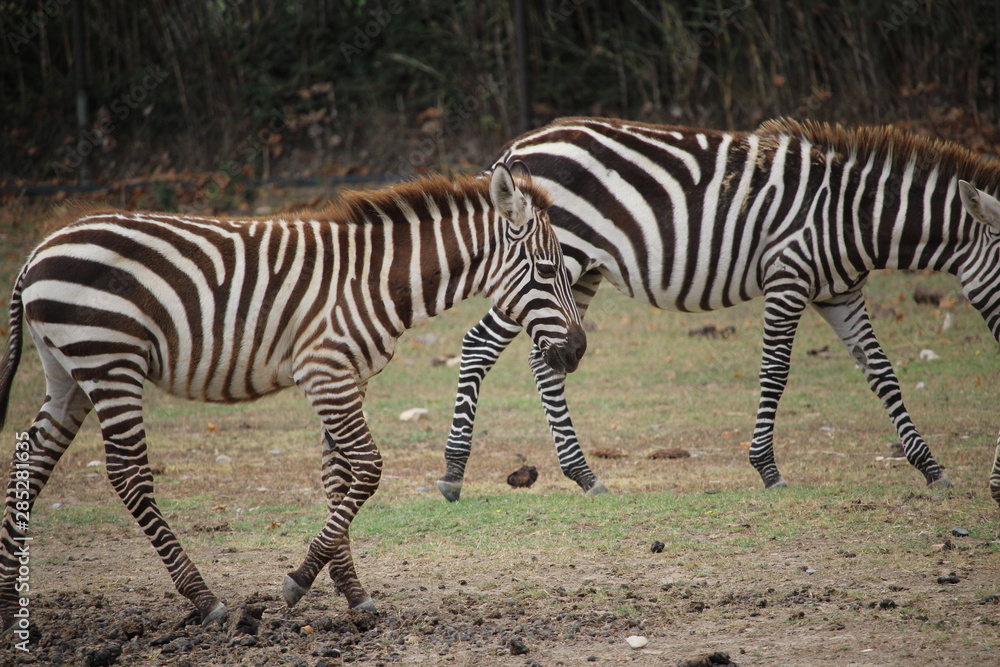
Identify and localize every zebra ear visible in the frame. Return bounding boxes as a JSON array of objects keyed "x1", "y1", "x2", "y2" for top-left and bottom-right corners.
[
  {"x1": 958, "y1": 180, "x2": 1000, "y2": 231},
  {"x1": 490, "y1": 164, "x2": 530, "y2": 228},
  {"x1": 508, "y1": 160, "x2": 532, "y2": 183}
]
